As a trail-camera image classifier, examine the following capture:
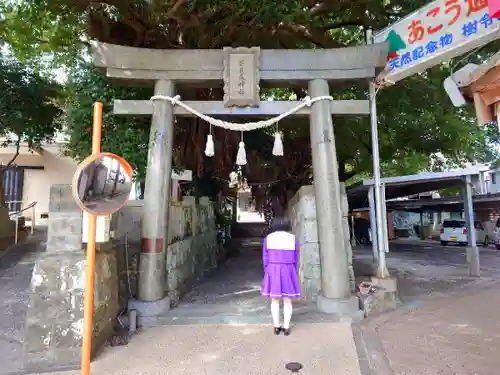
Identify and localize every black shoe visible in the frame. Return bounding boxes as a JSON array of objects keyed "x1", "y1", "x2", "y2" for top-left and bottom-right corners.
[
  {"x1": 283, "y1": 328, "x2": 291, "y2": 336},
  {"x1": 274, "y1": 327, "x2": 282, "y2": 335}
]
